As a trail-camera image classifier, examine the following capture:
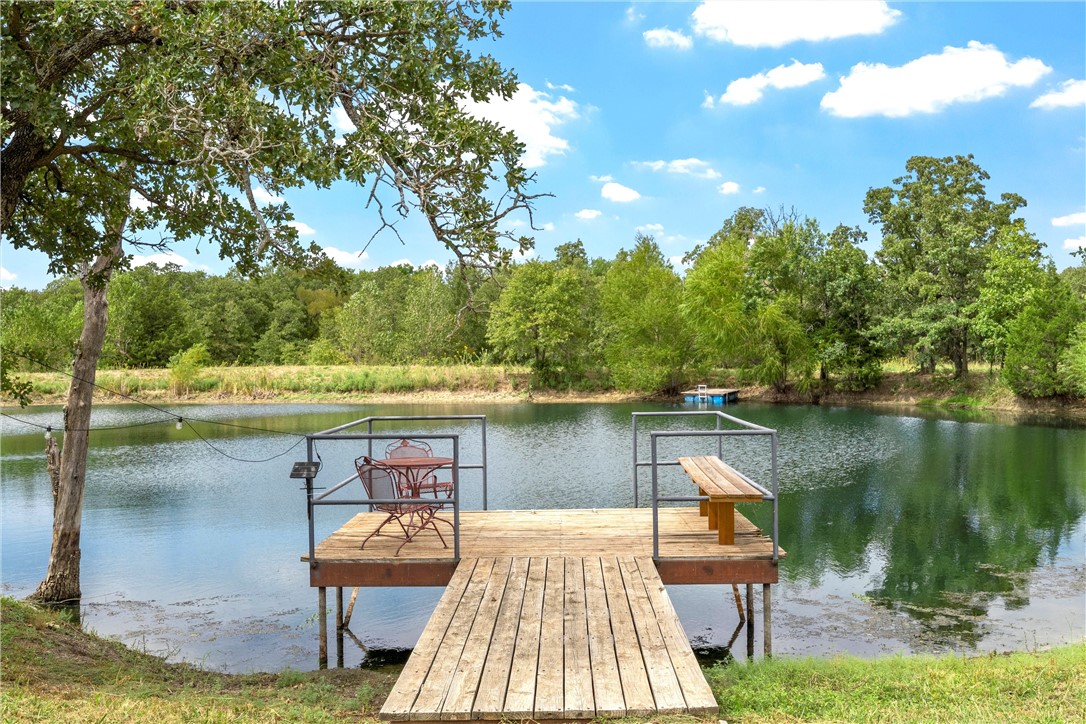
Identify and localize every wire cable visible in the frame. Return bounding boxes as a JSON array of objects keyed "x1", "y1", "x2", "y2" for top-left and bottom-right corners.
[{"x1": 2, "y1": 348, "x2": 311, "y2": 462}]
